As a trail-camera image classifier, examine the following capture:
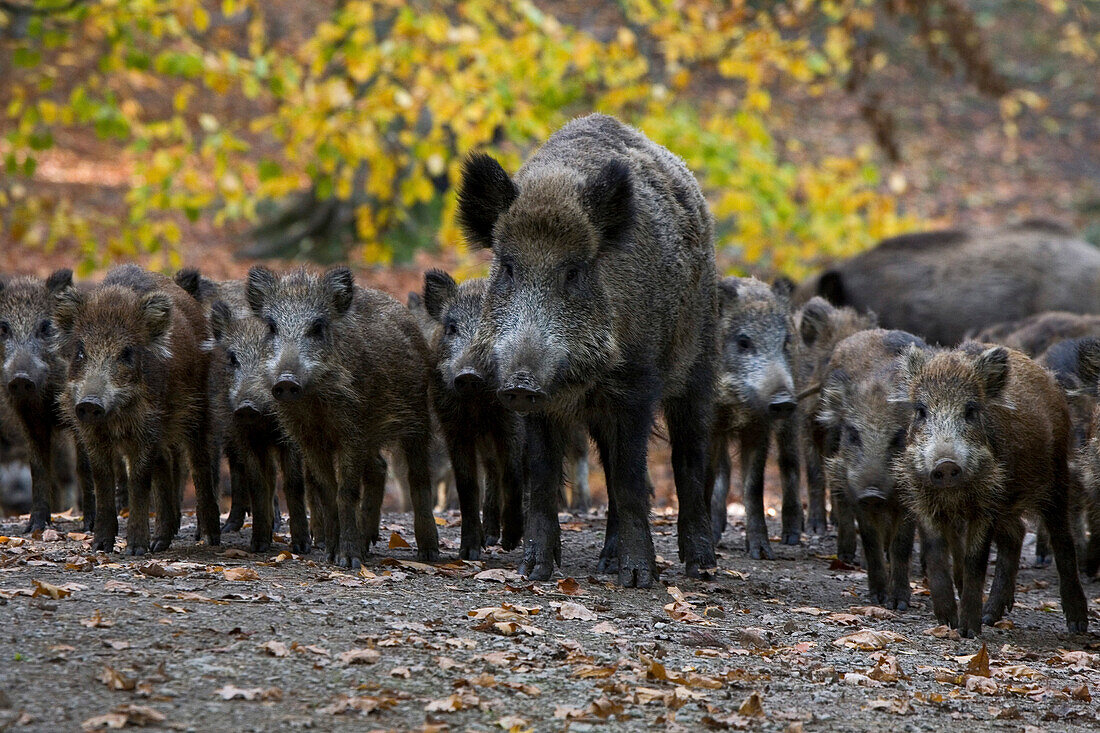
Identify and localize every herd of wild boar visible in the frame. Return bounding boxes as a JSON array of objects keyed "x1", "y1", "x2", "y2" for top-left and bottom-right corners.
[{"x1": 3, "y1": 114, "x2": 1100, "y2": 638}]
